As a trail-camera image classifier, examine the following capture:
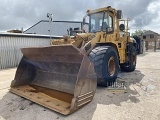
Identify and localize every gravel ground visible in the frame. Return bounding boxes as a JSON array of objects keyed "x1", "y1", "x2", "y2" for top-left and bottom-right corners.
[{"x1": 0, "y1": 51, "x2": 160, "y2": 120}]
